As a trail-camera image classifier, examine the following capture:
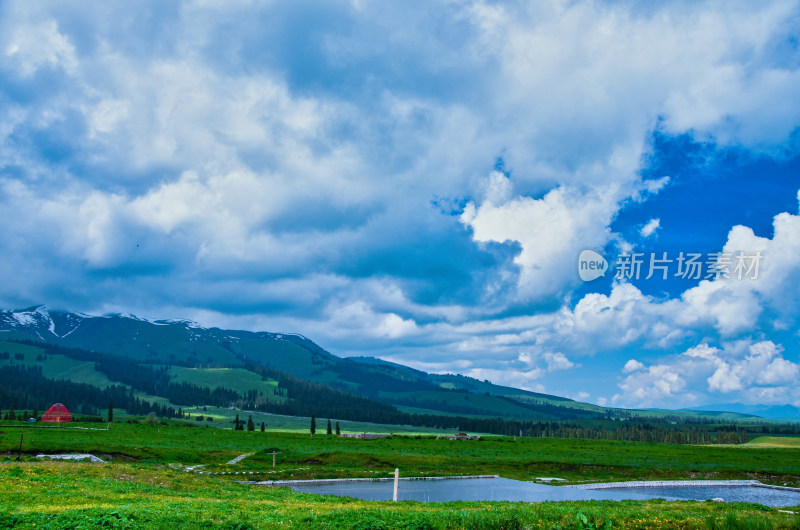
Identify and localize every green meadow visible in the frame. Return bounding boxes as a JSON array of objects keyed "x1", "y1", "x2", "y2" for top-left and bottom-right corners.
[
  {"x1": 166, "y1": 366, "x2": 280, "y2": 396},
  {"x1": 748, "y1": 437, "x2": 800, "y2": 449},
  {"x1": 1, "y1": 422, "x2": 799, "y2": 528}
]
